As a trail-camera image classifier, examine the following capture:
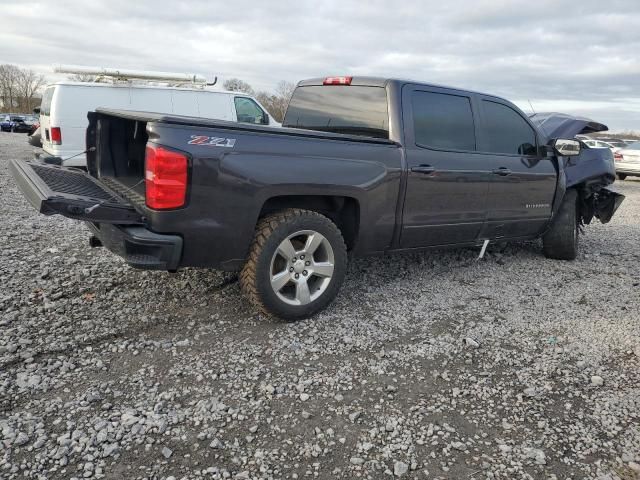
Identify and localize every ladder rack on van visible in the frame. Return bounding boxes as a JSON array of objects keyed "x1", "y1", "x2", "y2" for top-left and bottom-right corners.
[{"x1": 53, "y1": 65, "x2": 217, "y2": 87}]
